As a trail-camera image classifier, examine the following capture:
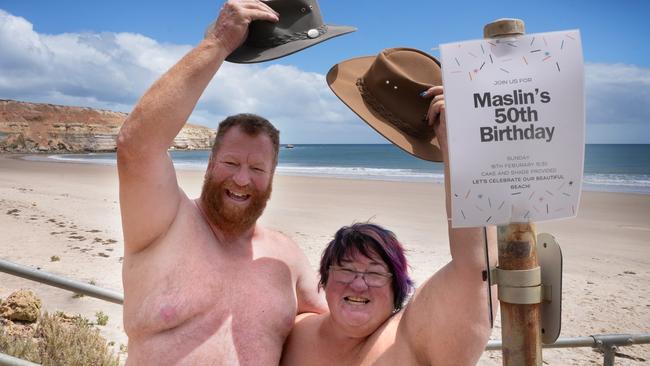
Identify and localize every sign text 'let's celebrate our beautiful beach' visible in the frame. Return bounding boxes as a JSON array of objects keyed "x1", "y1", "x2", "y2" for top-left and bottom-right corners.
[{"x1": 440, "y1": 30, "x2": 585, "y2": 228}]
